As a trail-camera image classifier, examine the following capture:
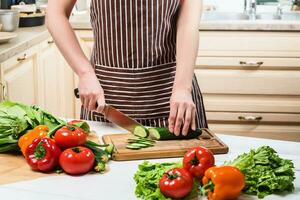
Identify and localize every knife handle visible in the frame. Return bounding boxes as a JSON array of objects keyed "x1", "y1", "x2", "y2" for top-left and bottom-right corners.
[{"x1": 74, "y1": 88, "x2": 80, "y2": 98}]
